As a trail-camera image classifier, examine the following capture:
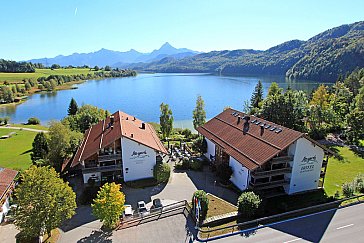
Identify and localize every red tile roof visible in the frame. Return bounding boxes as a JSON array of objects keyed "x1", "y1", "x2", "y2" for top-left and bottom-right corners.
[
  {"x1": 0, "y1": 168, "x2": 18, "y2": 202},
  {"x1": 197, "y1": 108, "x2": 328, "y2": 170},
  {"x1": 71, "y1": 111, "x2": 167, "y2": 167}
]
